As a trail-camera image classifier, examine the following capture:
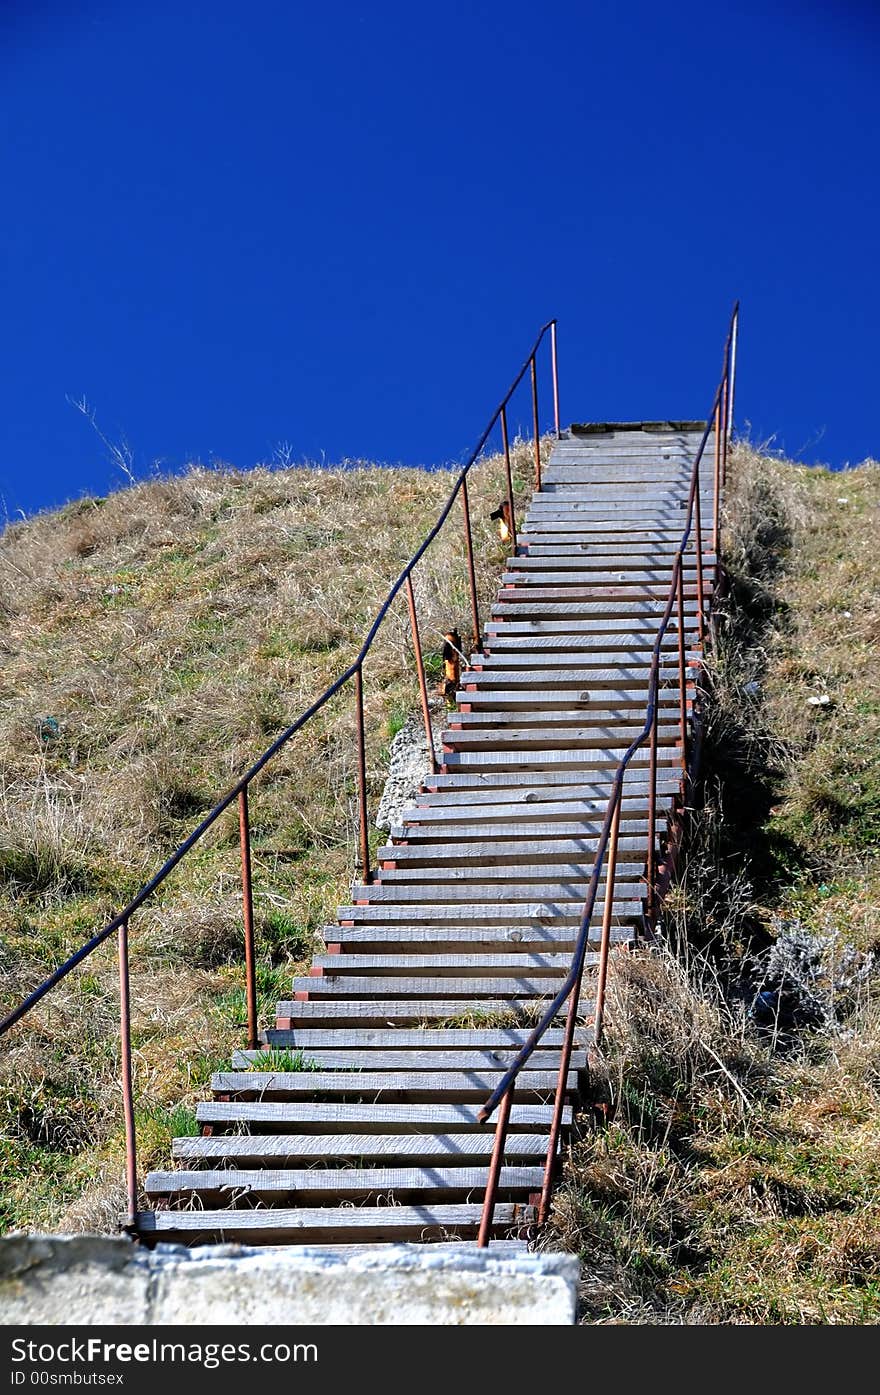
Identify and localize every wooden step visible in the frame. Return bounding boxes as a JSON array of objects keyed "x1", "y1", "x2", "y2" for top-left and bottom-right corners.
[
  {"x1": 421, "y1": 770, "x2": 682, "y2": 796},
  {"x1": 441, "y1": 724, "x2": 679, "y2": 750},
  {"x1": 324, "y1": 926, "x2": 634, "y2": 952},
  {"x1": 173, "y1": 1132, "x2": 554, "y2": 1165},
  {"x1": 232, "y1": 1047, "x2": 589, "y2": 1070},
  {"x1": 403, "y1": 796, "x2": 668, "y2": 820},
  {"x1": 274, "y1": 998, "x2": 581, "y2": 1027},
  {"x1": 482, "y1": 633, "x2": 694, "y2": 647},
  {"x1": 144, "y1": 1166, "x2": 546, "y2": 1204},
  {"x1": 462, "y1": 666, "x2": 689, "y2": 686},
  {"x1": 310, "y1": 953, "x2": 598, "y2": 976},
  {"x1": 500, "y1": 567, "x2": 706, "y2": 588},
  {"x1": 353, "y1": 879, "x2": 645, "y2": 900},
  {"x1": 439, "y1": 749, "x2": 680, "y2": 773},
  {"x1": 339, "y1": 893, "x2": 642, "y2": 916},
  {"x1": 451, "y1": 695, "x2": 683, "y2": 718},
  {"x1": 195, "y1": 1101, "x2": 571, "y2": 1132},
  {"x1": 210, "y1": 1069, "x2": 575, "y2": 1099},
  {"x1": 484, "y1": 619, "x2": 697, "y2": 636},
  {"x1": 509, "y1": 549, "x2": 712, "y2": 565},
  {"x1": 258, "y1": 1027, "x2": 580, "y2": 1050},
  {"x1": 288, "y1": 976, "x2": 582, "y2": 1000},
  {"x1": 135, "y1": 1203, "x2": 533, "y2": 1245},
  {"x1": 387, "y1": 818, "x2": 651, "y2": 842}
]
